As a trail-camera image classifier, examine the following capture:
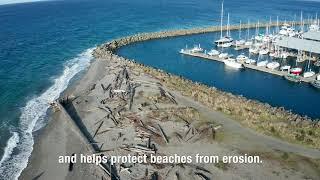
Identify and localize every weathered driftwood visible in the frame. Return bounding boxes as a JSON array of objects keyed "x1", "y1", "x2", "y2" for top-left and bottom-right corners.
[
  {"x1": 101, "y1": 83, "x2": 111, "y2": 93},
  {"x1": 93, "y1": 121, "x2": 104, "y2": 138},
  {"x1": 157, "y1": 124, "x2": 169, "y2": 144},
  {"x1": 123, "y1": 146, "x2": 155, "y2": 154},
  {"x1": 194, "y1": 172, "x2": 210, "y2": 180},
  {"x1": 94, "y1": 115, "x2": 108, "y2": 125},
  {"x1": 174, "y1": 132, "x2": 184, "y2": 142},
  {"x1": 96, "y1": 129, "x2": 112, "y2": 136}
]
